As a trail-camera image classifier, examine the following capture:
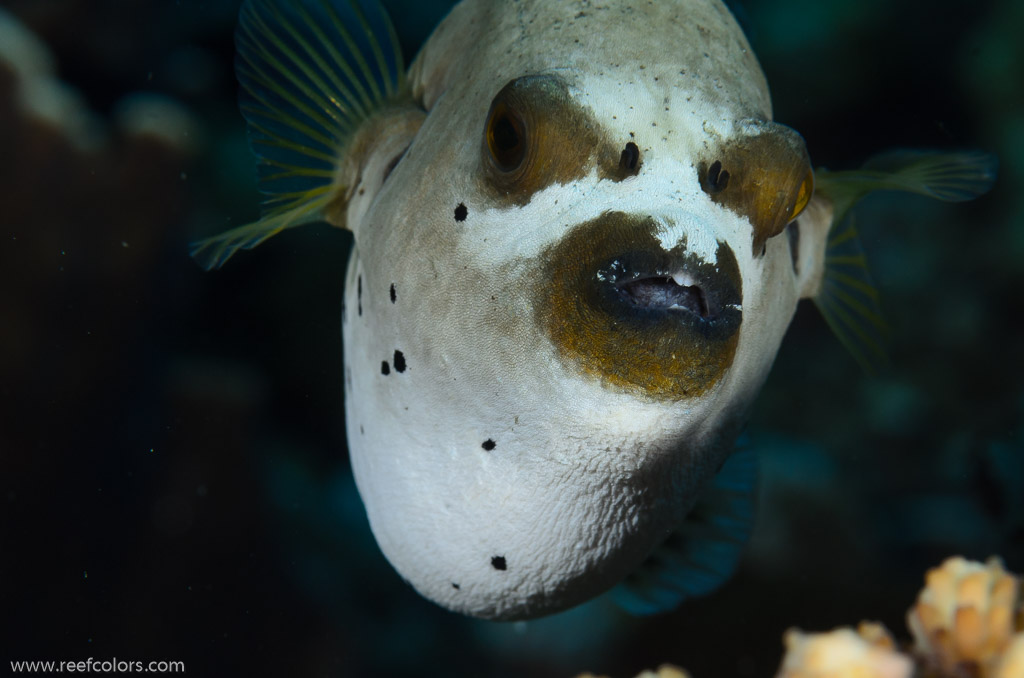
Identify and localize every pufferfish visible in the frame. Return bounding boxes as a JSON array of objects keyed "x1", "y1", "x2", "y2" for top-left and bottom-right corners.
[{"x1": 193, "y1": 0, "x2": 996, "y2": 620}]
